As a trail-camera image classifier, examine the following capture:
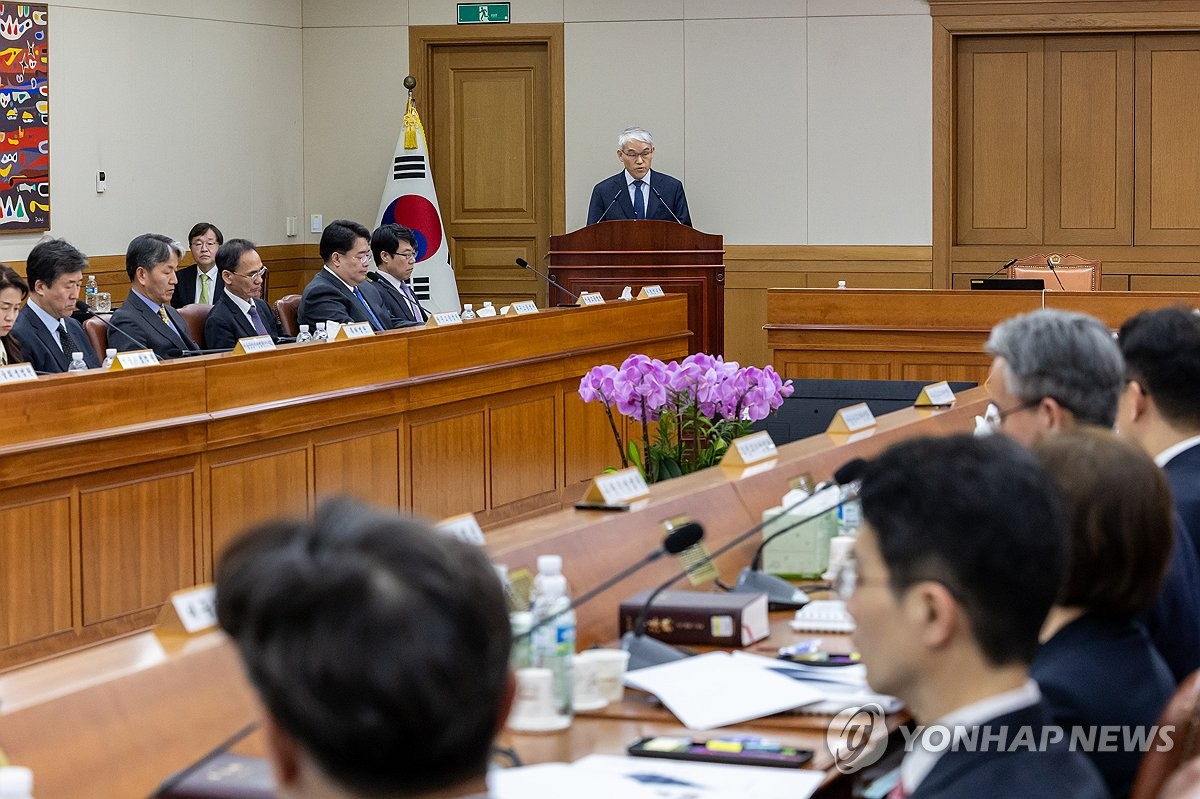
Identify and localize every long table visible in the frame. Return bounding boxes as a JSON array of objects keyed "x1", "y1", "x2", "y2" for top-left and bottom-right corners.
[
  {"x1": 0, "y1": 297, "x2": 690, "y2": 669},
  {"x1": 0, "y1": 387, "x2": 991, "y2": 798},
  {"x1": 766, "y1": 288, "x2": 1200, "y2": 384}
]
